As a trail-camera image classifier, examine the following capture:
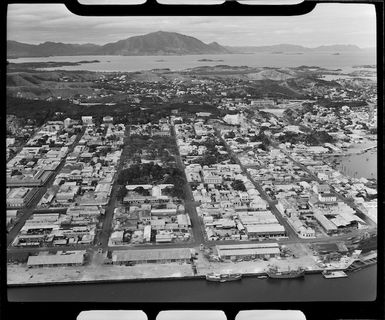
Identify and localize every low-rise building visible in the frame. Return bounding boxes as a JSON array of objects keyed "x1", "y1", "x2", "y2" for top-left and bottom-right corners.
[
  {"x1": 111, "y1": 248, "x2": 192, "y2": 265},
  {"x1": 216, "y1": 243, "x2": 280, "y2": 260},
  {"x1": 245, "y1": 224, "x2": 286, "y2": 239},
  {"x1": 6, "y1": 187, "x2": 39, "y2": 208},
  {"x1": 27, "y1": 251, "x2": 85, "y2": 268}
]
